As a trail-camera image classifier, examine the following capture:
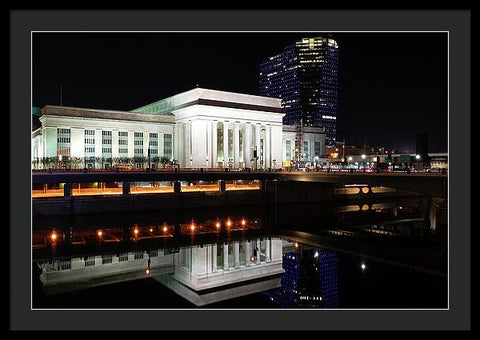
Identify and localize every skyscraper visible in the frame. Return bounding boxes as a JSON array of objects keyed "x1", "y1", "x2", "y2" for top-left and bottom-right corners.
[{"x1": 259, "y1": 36, "x2": 339, "y2": 147}]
